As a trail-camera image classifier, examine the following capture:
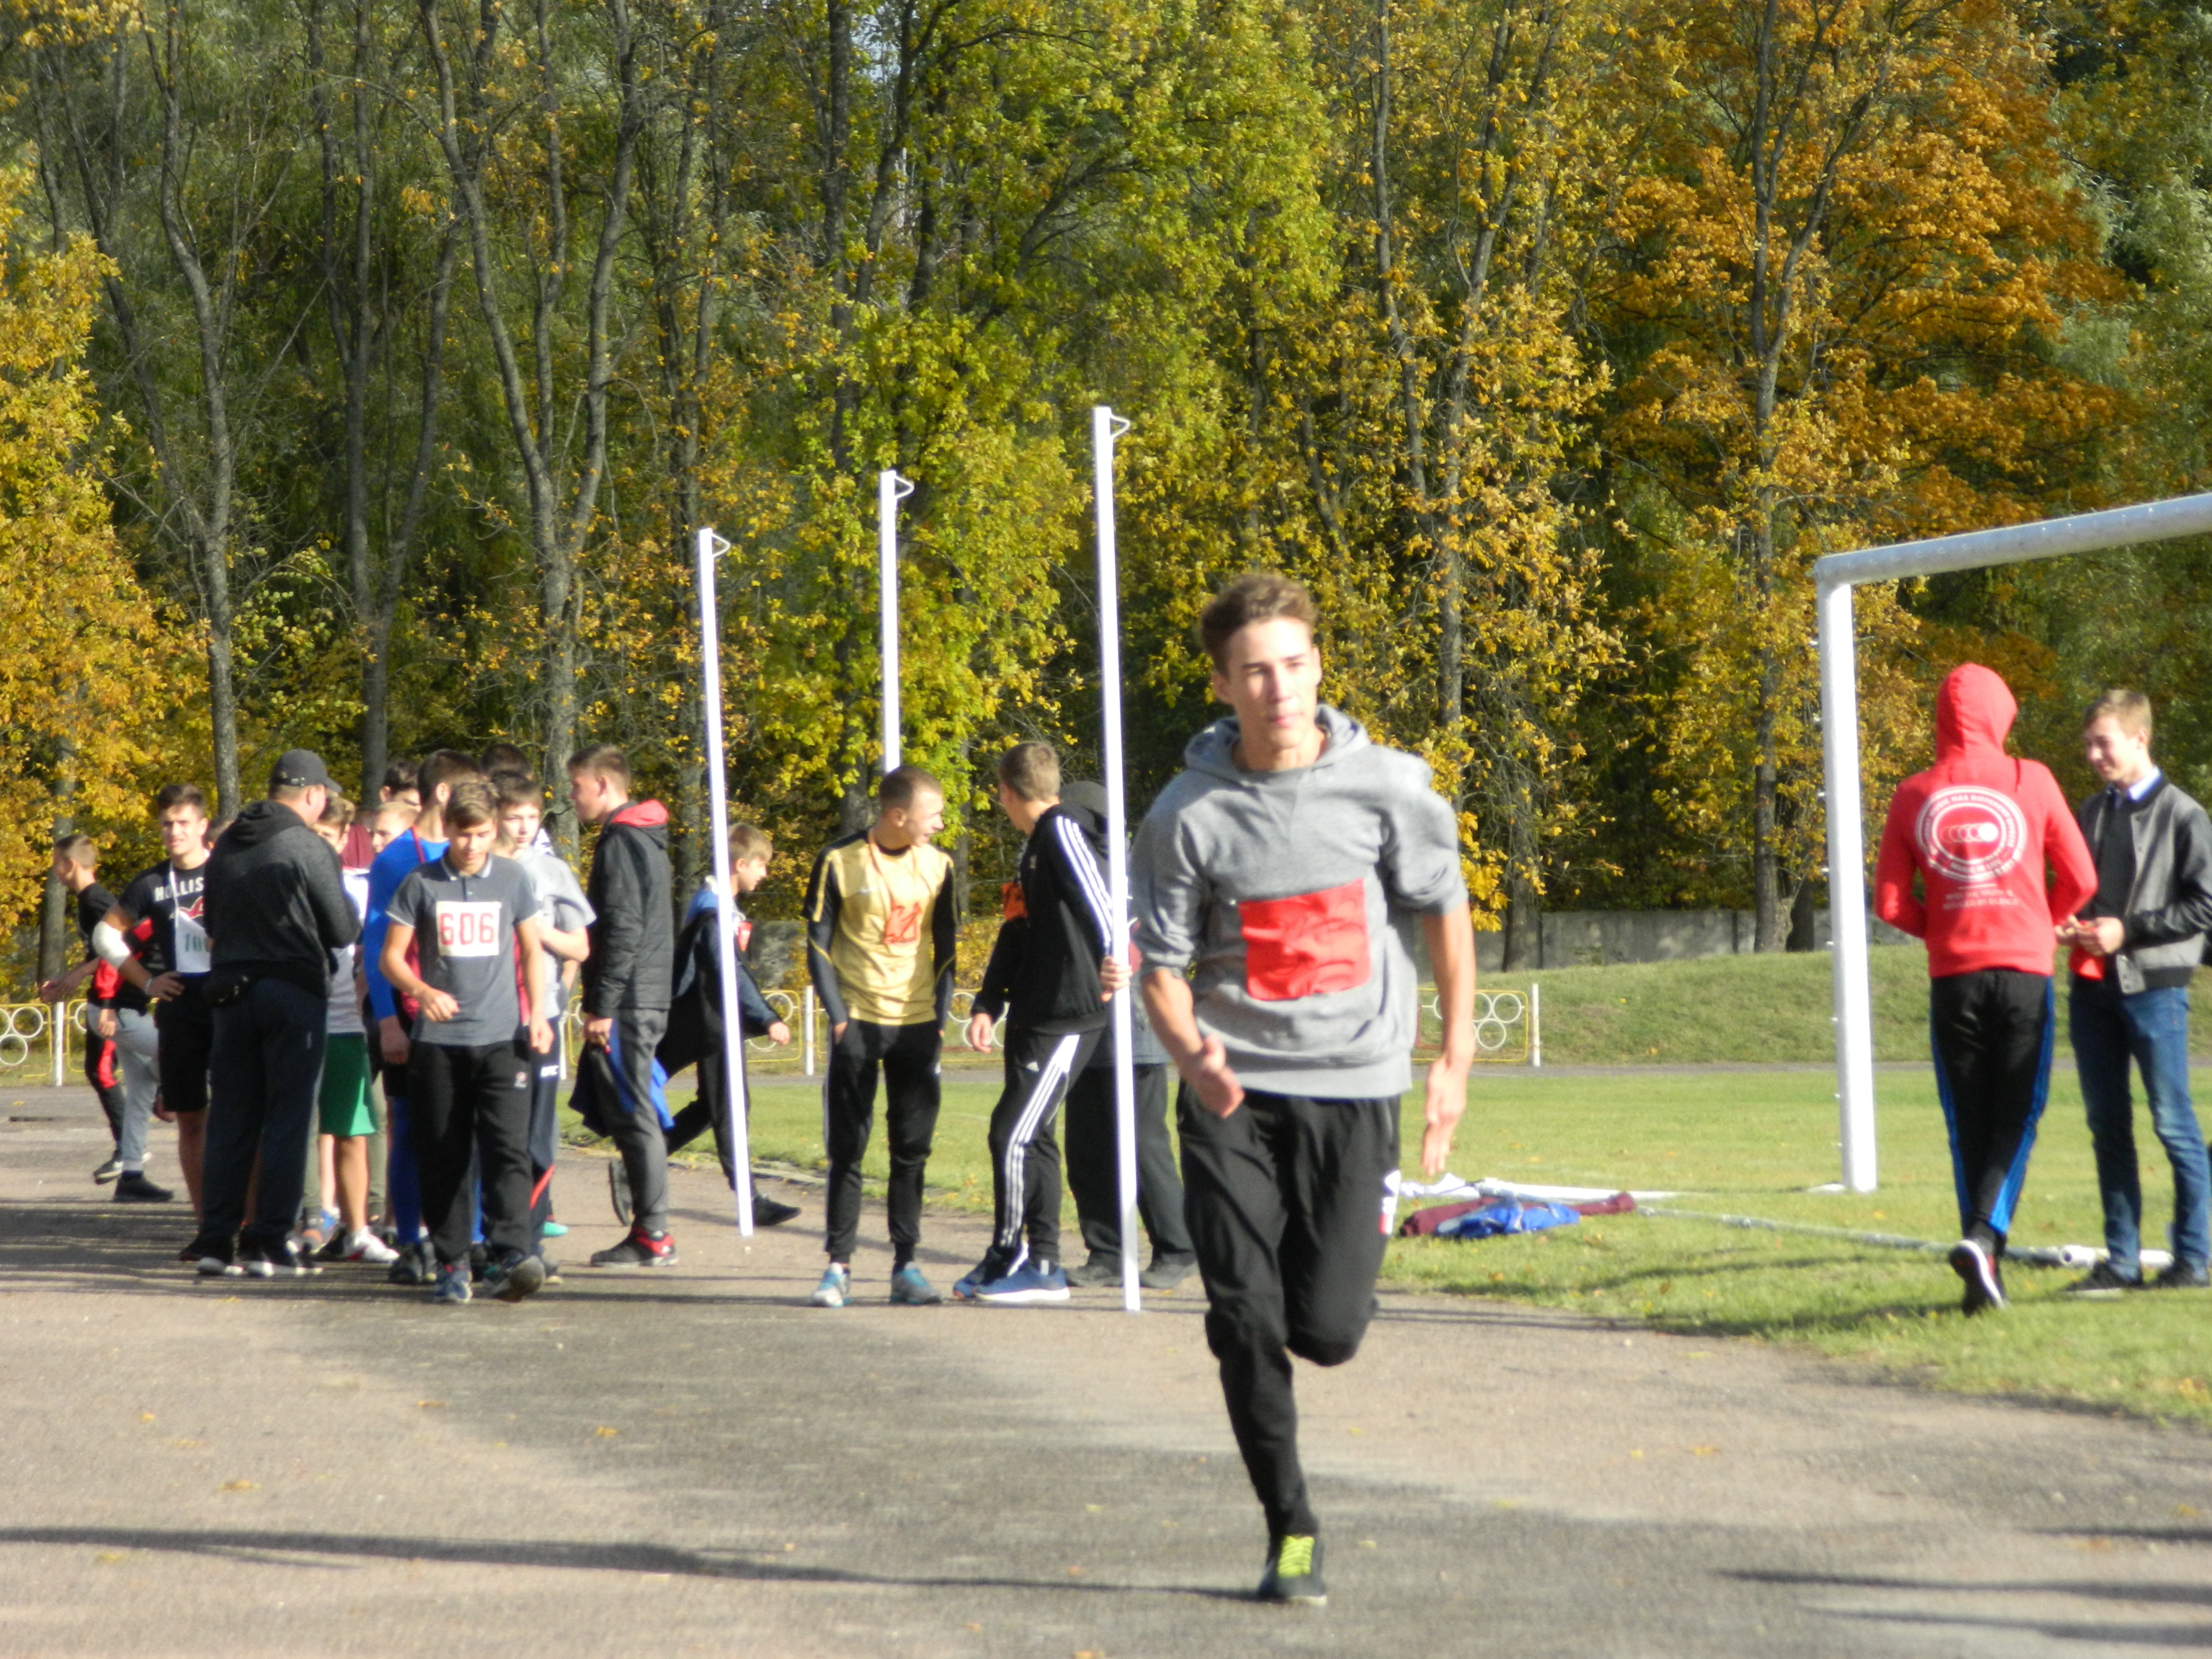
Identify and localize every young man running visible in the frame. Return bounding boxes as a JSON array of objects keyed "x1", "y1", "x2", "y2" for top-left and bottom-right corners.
[
  {"x1": 568, "y1": 745, "x2": 678, "y2": 1269},
  {"x1": 1134, "y1": 573, "x2": 1475, "y2": 1606},
  {"x1": 381, "y1": 779, "x2": 555, "y2": 1304},
  {"x1": 494, "y1": 773, "x2": 593, "y2": 1250},
  {"x1": 44, "y1": 835, "x2": 168, "y2": 1200},
  {"x1": 656, "y1": 822, "x2": 800, "y2": 1227},
  {"x1": 363, "y1": 750, "x2": 484, "y2": 1282},
  {"x1": 1876, "y1": 663, "x2": 2097, "y2": 1315},
  {"x1": 98, "y1": 784, "x2": 218, "y2": 1217},
  {"x1": 2058, "y1": 690, "x2": 2212, "y2": 1292},
  {"x1": 805, "y1": 765, "x2": 957, "y2": 1308},
  {"x1": 957, "y1": 742, "x2": 1123, "y2": 1304}
]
